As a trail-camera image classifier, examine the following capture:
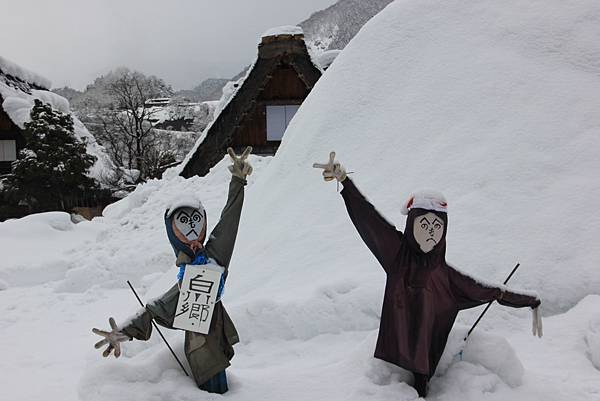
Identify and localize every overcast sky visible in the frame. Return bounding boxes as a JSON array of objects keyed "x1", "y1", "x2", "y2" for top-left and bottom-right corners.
[{"x1": 1, "y1": 0, "x2": 337, "y2": 90}]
